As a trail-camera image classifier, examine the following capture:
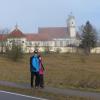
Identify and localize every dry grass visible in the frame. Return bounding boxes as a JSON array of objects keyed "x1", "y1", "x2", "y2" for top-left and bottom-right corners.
[
  {"x1": 43, "y1": 53, "x2": 100, "y2": 91},
  {"x1": 0, "y1": 53, "x2": 100, "y2": 91},
  {"x1": 0, "y1": 53, "x2": 99, "y2": 99}
]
